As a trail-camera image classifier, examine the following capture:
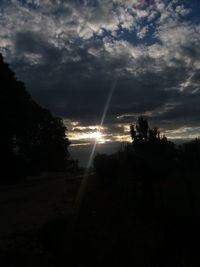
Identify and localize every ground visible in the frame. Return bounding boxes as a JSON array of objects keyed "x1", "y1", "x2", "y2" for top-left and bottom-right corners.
[
  {"x1": 1, "y1": 173, "x2": 200, "y2": 266},
  {"x1": 0, "y1": 173, "x2": 81, "y2": 266}
]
